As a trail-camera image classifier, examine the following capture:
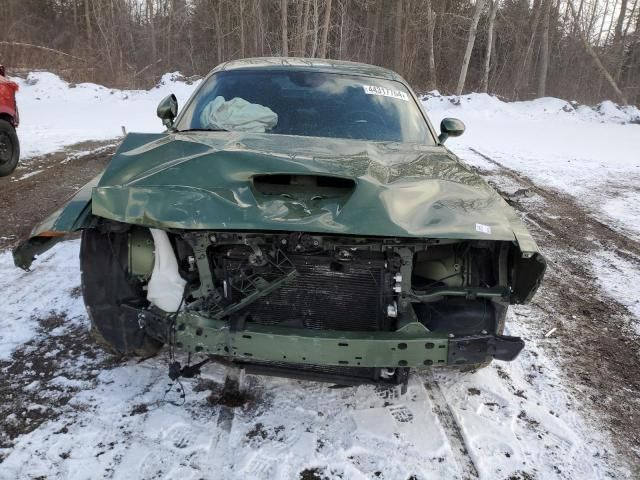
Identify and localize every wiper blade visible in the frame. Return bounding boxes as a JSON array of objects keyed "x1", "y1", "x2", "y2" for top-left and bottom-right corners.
[{"x1": 177, "y1": 127, "x2": 230, "y2": 132}]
